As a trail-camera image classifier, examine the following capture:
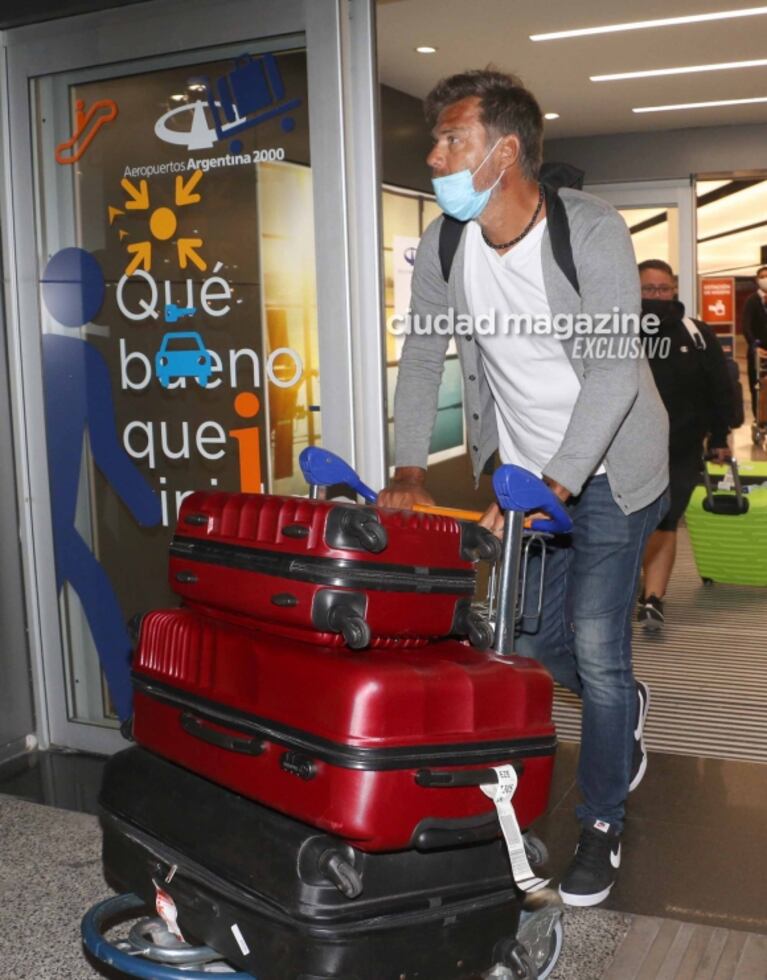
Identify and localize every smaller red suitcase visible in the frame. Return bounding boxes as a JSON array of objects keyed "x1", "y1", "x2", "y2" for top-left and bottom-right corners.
[
  {"x1": 170, "y1": 491, "x2": 498, "y2": 649},
  {"x1": 132, "y1": 606, "x2": 556, "y2": 852}
]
